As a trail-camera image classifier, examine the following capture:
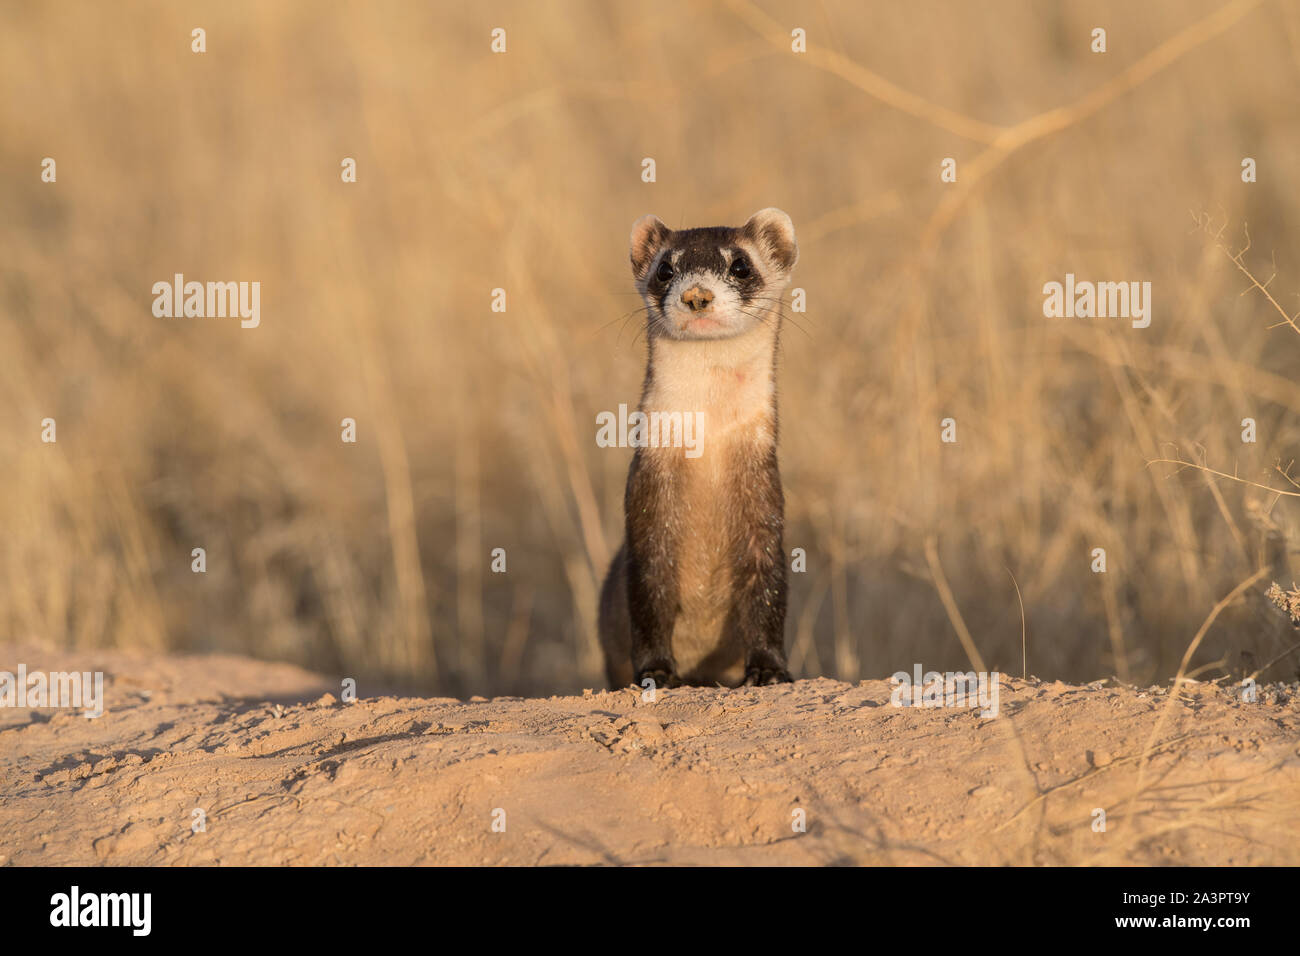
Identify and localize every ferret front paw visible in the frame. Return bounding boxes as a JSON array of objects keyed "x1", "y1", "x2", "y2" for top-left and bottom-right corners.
[
  {"x1": 742, "y1": 664, "x2": 793, "y2": 686},
  {"x1": 635, "y1": 665, "x2": 681, "y2": 690}
]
